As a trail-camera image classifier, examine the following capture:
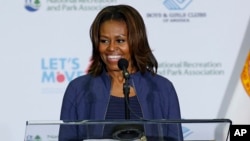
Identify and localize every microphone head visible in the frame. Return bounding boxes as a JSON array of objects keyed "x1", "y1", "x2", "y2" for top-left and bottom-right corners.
[{"x1": 118, "y1": 58, "x2": 129, "y2": 70}]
